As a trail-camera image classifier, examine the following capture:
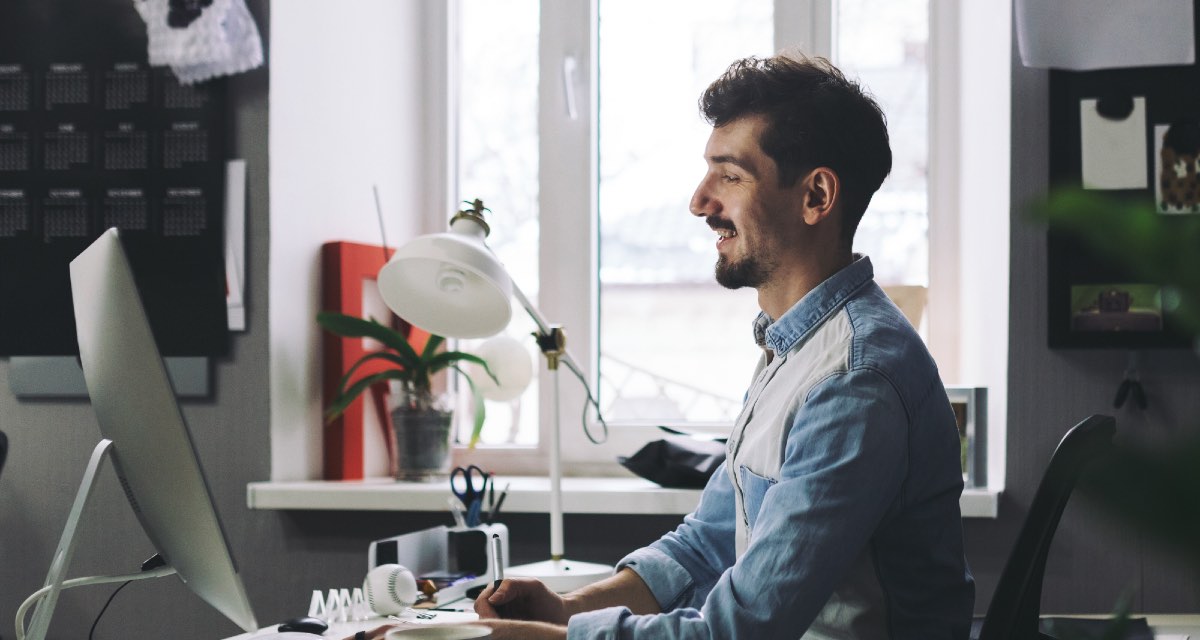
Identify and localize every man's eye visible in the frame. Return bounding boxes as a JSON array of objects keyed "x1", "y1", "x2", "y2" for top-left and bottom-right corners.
[{"x1": 721, "y1": 175, "x2": 740, "y2": 183}]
